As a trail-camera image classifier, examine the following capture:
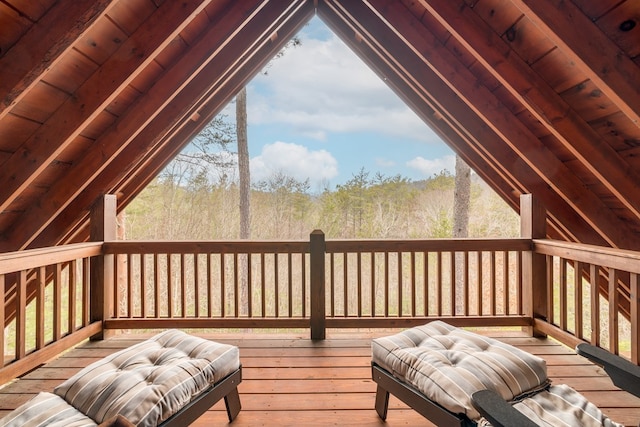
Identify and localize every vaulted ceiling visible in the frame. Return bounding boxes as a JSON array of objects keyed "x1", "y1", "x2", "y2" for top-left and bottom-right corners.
[{"x1": 0, "y1": 0, "x2": 639, "y2": 252}]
